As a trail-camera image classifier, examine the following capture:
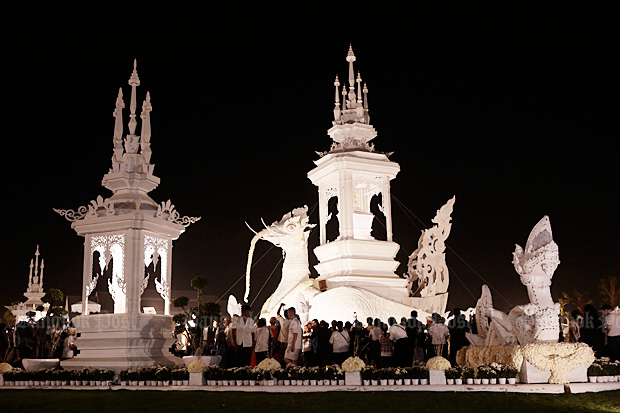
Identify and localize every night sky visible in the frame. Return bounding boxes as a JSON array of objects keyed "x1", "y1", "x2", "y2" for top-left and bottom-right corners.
[{"x1": 2, "y1": 2, "x2": 618, "y2": 316}]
